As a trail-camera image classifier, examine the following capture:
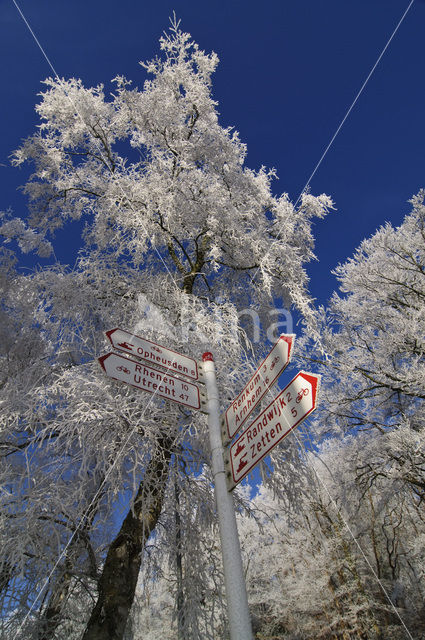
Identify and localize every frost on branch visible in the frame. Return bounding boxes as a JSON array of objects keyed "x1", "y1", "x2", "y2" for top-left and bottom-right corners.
[
  {"x1": 0, "y1": 210, "x2": 52, "y2": 257},
  {"x1": 1, "y1": 21, "x2": 333, "y2": 640},
  {"x1": 10, "y1": 22, "x2": 332, "y2": 325},
  {"x1": 283, "y1": 191, "x2": 425, "y2": 638}
]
